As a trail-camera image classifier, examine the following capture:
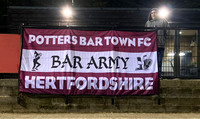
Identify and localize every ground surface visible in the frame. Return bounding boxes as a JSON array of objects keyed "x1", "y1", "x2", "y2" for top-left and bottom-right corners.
[{"x1": 0, "y1": 113, "x2": 200, "y2": 119}]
